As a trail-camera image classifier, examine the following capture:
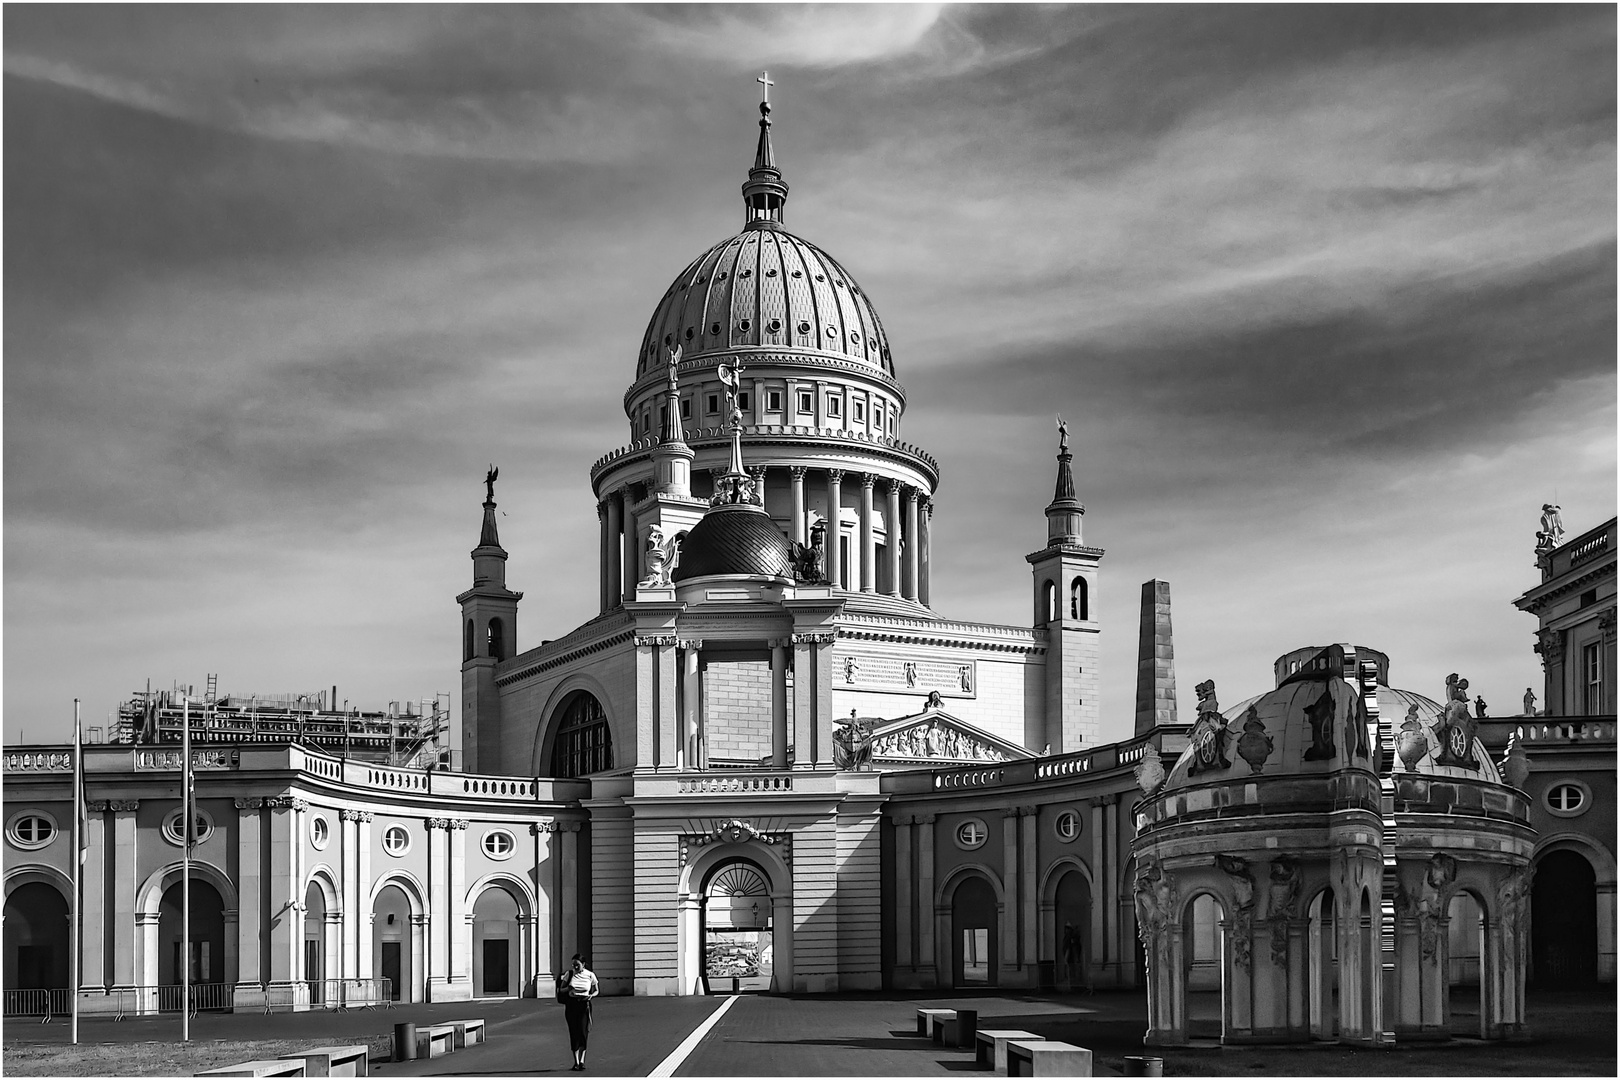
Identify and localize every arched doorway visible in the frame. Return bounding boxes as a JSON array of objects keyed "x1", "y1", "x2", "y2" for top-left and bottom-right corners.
[
  {"x1": 1447, "y1": 891, "x2": 1486, "y2": 1037},
  {"x1": 1183, "y1": 894, "x2": 1225, "y2": 1039},
  {"x1": 1307, "y1": 888, "x2": 1337, "y2": 1039},
  {"x1": 157, "y1": 879, "x2": 225, "y2": 1011},
  {"x1": 473, "y1": 886, "x2": 521, "y2": 998},
  {"x1": 3, "y1": 882, "x2": 69, "y2": 1016},
  {"x1": 1053, "y1": 870, "x2": 1091, "y2": 990},
  {"x1": 1532, "y1": 850, "x2": 1598, "y2": 986},
  {"x1": 304, "y1": 882, "x2": 327, "y2": 1005},
  {"x1": 951, "y1": 875, "x2": 998, "y2": 988},
  {"x1": 373, "y1": 883, "x2": 417, "y2": 1002},
  {"x1": 702, "y1": 860, "x2": 773, "y2": 993}
]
